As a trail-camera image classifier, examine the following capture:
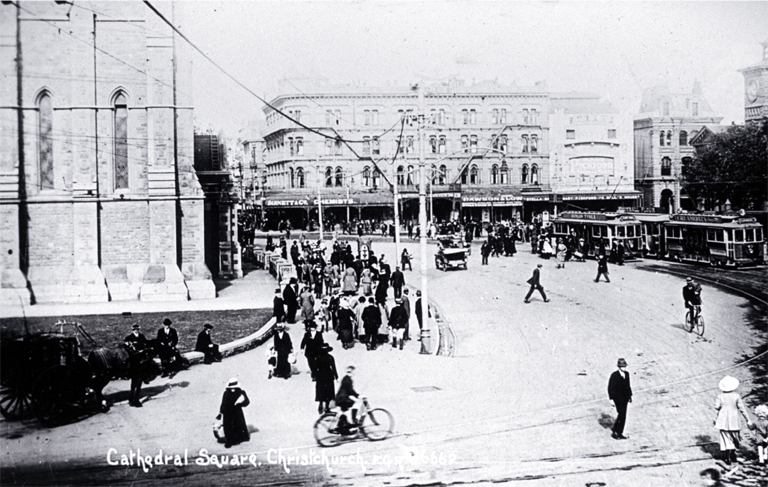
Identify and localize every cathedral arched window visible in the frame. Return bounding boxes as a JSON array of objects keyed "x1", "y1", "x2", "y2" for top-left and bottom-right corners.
[
  {"x1": 114, "y1": 92, "x2": 129, "y2": 189},
  {"x1": 37, "y1": 92, "x2": 54, "y2": 190}
]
